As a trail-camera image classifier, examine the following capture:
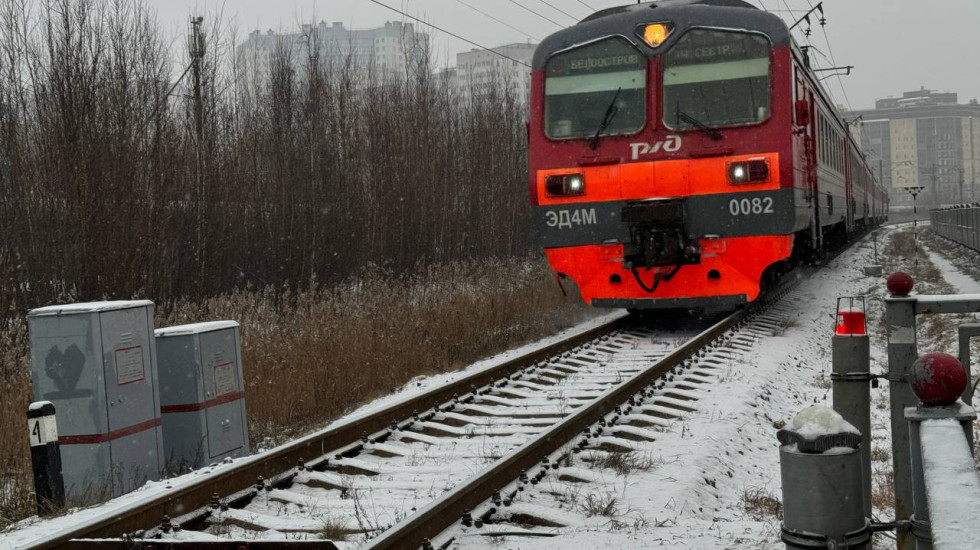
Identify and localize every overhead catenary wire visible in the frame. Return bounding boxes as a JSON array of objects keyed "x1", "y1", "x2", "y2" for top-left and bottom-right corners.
[
  {"x1": 368, "y1": 0, "x2": 532, "y2": 67},
  {"x1": 573, "y1": 0, "x2": 596, "y2": 11},
  {"x1": 454, "y1": 0, "x2": 540, "y2": 41},
  {"x1": 507, "y1": 0, "x2": 567, "y2": 28},
  {"x1": 790, "y1": 0, "x2": 854, "y2": 114},
  {"x1": 780, "y1": 0, "x2": 849, "y2": 109},
  {"x1": 532, "y1": 0, "x2": 581, "y2": 22},
  {"x1": 813, "y1": 4, "x2": 855, "y2": 114}
]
